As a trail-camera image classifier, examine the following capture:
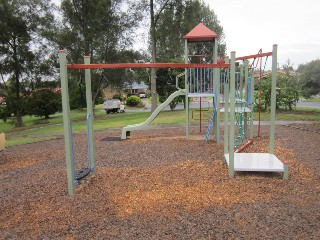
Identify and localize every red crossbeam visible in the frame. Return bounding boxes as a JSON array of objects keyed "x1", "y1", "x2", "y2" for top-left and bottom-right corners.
[
  {"x1": 236, "y1": 52, "x2": 272, "y2": 61},
  {"x1": 235, "y1": 139, "x2": 254, "y2": 153},
  {"x1": 67, "y1": 63, "x2": 230, "y2": 69}
]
